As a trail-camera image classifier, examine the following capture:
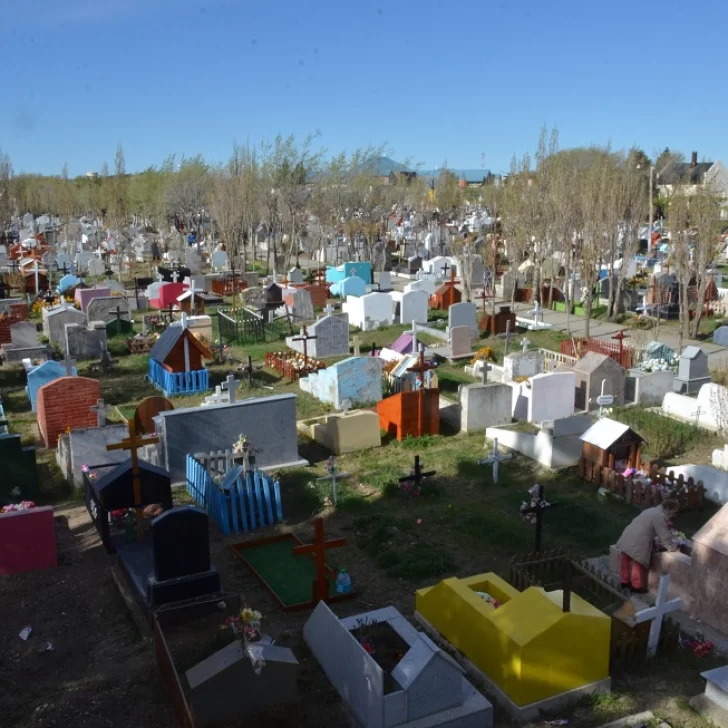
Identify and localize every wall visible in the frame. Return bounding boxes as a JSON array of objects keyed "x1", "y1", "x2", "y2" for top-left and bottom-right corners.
[
  {"x1": 0, "y1": 302, "x2": 29, "y2": 344},
  {"x1": 304, "y1": 602, "x2": 385, "y2": 728},
  {"x1": 65, "y1": 321, "x2": 108, "y2": 359},
  {"x1": 630, "y1": 370, "x2": 675, "y2": 406},
  {"x1": 36, "y1": 376, "x2": 101, "y2": 447},
  {"x1": 155, "y1": 393, "x2": 308, "y2": 482},
  {"x1": 485, "y1": 418, "x2": 589, "y2": 469},
  {"x1": 301, "y1": 356, "x2": 382, "y2": 408}
]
